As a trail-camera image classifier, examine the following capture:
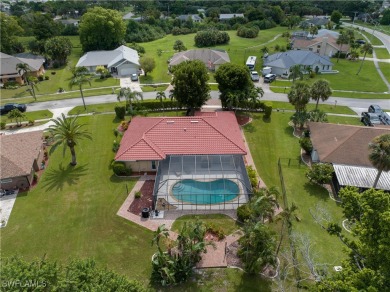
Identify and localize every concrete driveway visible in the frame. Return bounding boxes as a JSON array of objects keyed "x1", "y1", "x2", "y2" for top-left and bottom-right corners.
[{"x1": 120, "y1": 77, "x2": 142, "y2": 92}]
